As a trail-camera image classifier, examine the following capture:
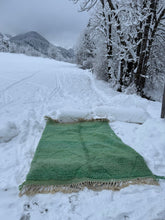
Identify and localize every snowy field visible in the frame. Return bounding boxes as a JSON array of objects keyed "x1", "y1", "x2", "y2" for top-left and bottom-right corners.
[{"x1": 0, "y1": 53, "x2": 165, "y2": 220}]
